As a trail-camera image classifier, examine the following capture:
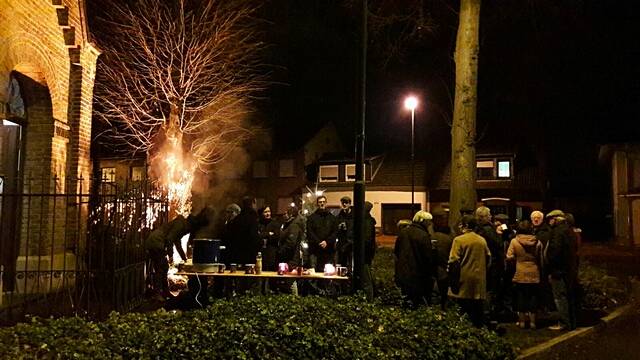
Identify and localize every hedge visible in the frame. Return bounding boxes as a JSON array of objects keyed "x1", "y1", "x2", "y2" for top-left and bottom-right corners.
[{"x1": 0, "y1": 295, "x2": 515, "y2": 360}]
